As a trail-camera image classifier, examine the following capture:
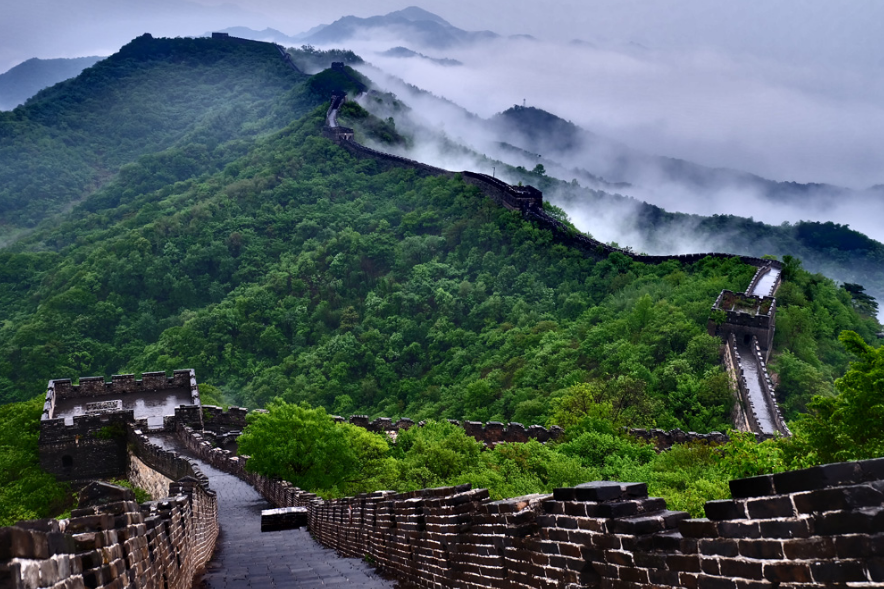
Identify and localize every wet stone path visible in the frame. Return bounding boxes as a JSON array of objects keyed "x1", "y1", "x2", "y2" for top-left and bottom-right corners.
[{"x1": 150, "y1": 436, "x2": 396, "y2": 589}]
